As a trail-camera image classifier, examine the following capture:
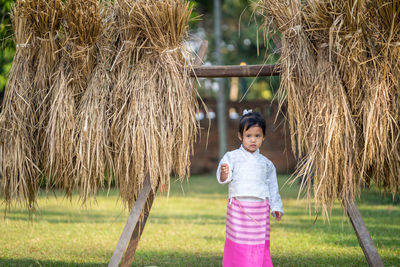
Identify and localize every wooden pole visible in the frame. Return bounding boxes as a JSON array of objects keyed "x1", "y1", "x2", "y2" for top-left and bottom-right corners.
[
  {"x1": 192, "y1": 41, "x2": 209, "y2": 76},
  {"x1": 108, "y1": 175, "x2": 152, "y2": 267},
  {"x1": 345, "y1": 199, "x2": 384, "y2": 267},
  {"x1": 190, "y1": 64, "x2": 280, "y2": 78},
  {"x1": 121, "y1": 190, "x2": 156, "y2": 267}
]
